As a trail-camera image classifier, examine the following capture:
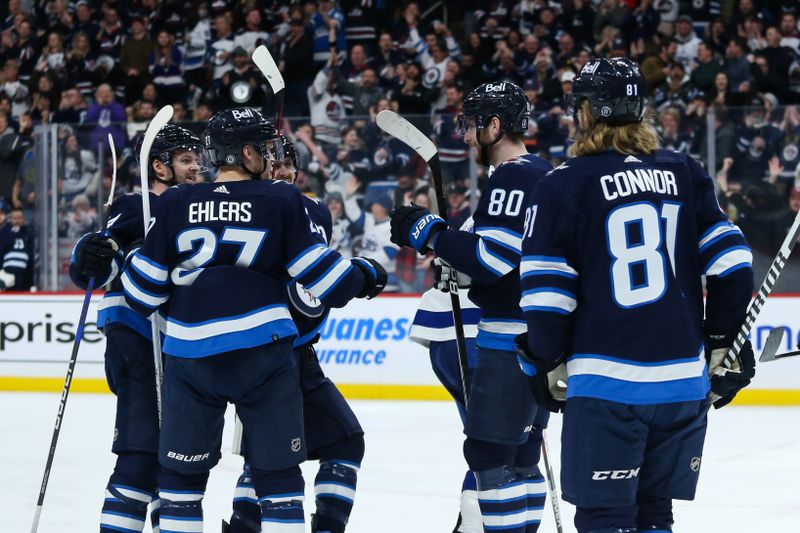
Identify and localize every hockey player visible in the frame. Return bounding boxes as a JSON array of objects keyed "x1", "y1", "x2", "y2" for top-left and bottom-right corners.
[
  {"x1": 517, "y1": 57, "x2": 756, "y2": 533},
  {"x1": 390, "y1": 82, "x2": 551, "y2": 533},
  {"x1": 0, "y1": 207, "x2": 34, "y2": 291},
  {"x1": 225, "y1": 135, "x2": 383, "y2": 533},
  {"x1": 69, "y1": 124, "x2": 206, "y2": 533},
  {"x1": 122, "y1": 108, "x2": 386, "y2": 532}
]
